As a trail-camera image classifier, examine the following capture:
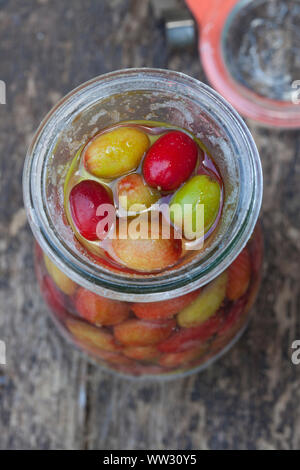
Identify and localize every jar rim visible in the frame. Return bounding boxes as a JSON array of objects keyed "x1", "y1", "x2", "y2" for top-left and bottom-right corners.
[
  {"x1": 23, "y1": 68, "x2": 263, "y2": 301},
  {"x1": 196, "y1": 0, "x2": 300, "y2": 128}
]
